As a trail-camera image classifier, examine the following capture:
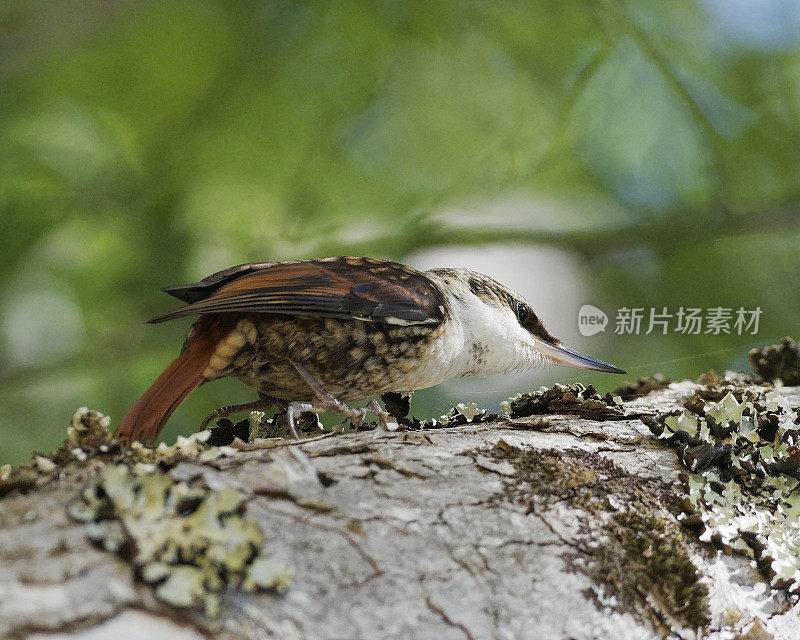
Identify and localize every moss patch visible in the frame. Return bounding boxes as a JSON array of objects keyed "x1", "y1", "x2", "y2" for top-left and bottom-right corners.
[
  {"x1": 484, "y1": 441, "x2": 710, "y2": 631},
  {"x1": 588, "y1": 510, "x2": 709, "y2": 630}
]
